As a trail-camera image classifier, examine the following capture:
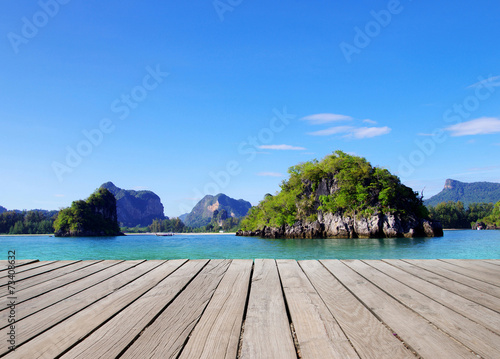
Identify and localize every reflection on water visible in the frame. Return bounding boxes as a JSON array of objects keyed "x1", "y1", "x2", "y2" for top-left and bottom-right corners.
[{"x1": 0, "y1": 230, "x2": 498, "y2": 260}]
